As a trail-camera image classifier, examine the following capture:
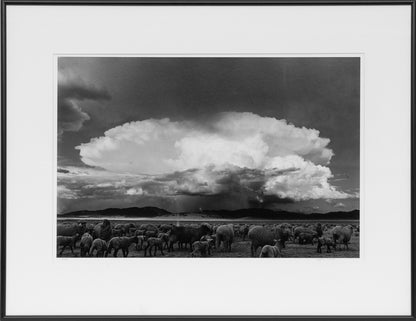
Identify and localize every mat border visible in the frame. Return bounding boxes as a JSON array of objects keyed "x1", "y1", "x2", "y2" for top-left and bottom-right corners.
[{"x1": 1, "y1": 0, "x2": 414, "y2": 319}]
